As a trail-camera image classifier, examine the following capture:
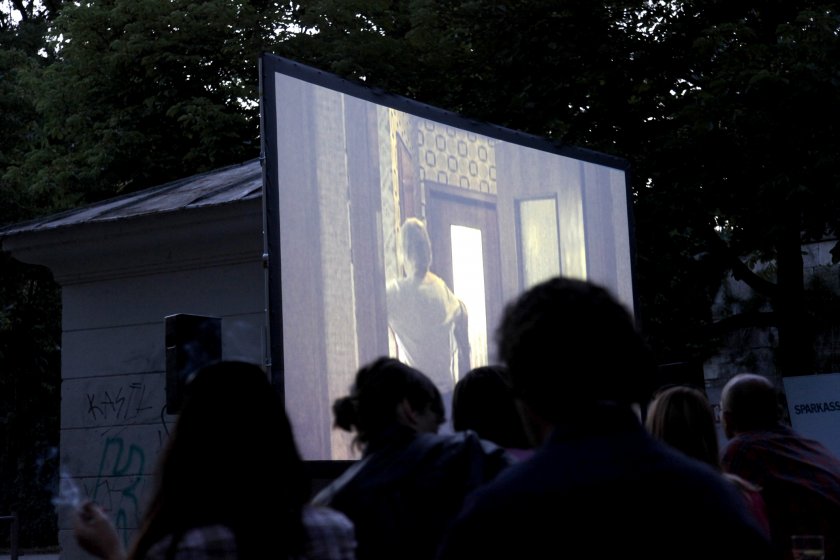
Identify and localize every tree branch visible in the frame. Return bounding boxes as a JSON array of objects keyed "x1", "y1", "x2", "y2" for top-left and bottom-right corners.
[
  {"x1": 707, "y1": 232, "x2": 779, "y2": 299},
  {"x1": 706, "y1": 311, "x2": 778, "y2": 336}
]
